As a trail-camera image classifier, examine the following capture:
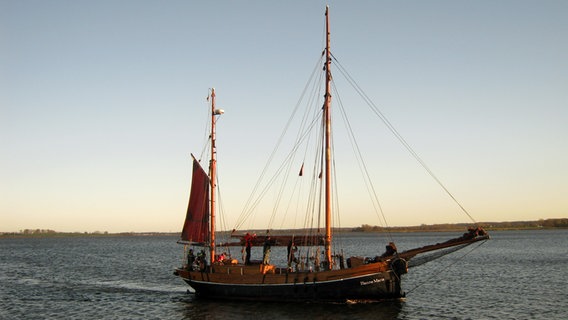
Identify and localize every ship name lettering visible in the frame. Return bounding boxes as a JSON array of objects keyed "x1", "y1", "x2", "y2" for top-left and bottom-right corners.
[{"x1": 360, "y1": 278, "x2": 384, "y2": 286}]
